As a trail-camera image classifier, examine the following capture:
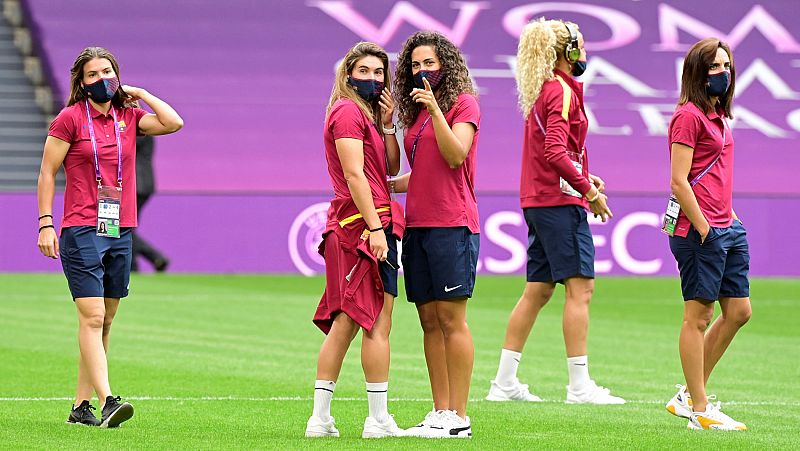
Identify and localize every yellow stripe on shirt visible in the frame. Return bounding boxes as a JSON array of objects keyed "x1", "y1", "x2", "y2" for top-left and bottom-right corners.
[
  {"x1": 554, "y1": 75, "x2": 572, "y2": 121},
  {"x1": 338, "y1": 207, "x2": 390, "y2": 228}
]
